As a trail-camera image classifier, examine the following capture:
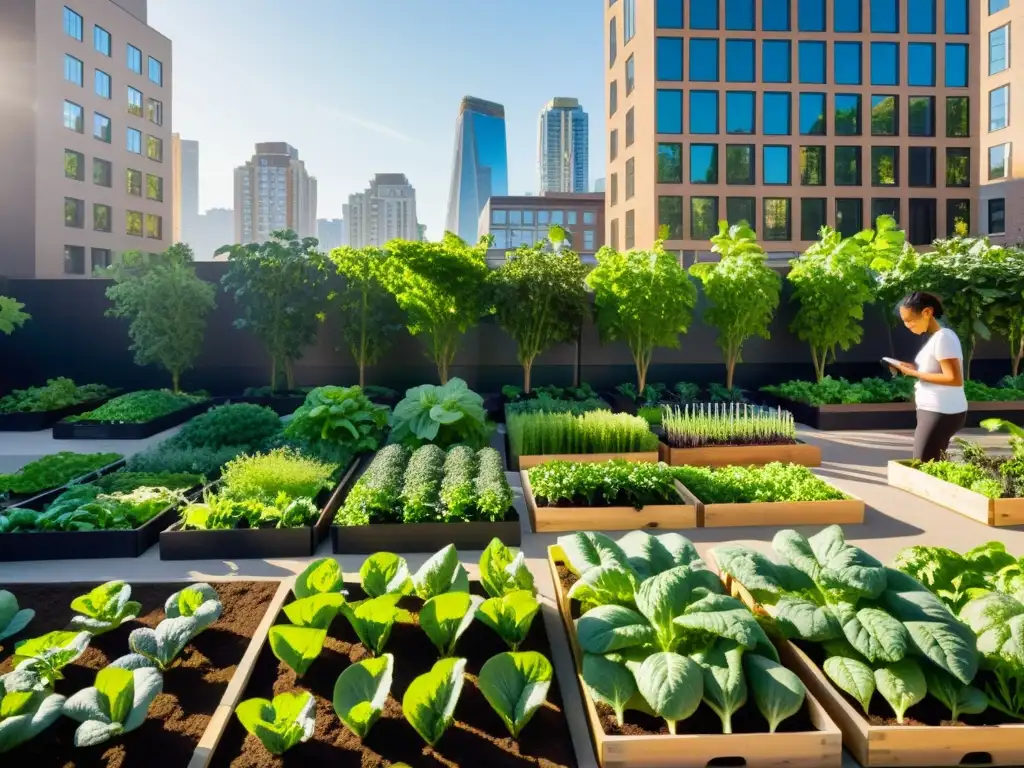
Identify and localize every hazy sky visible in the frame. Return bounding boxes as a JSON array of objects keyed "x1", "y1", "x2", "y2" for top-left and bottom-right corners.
[{"x1": 149, "y1": 0, "x2": 605, "y2": 239}]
